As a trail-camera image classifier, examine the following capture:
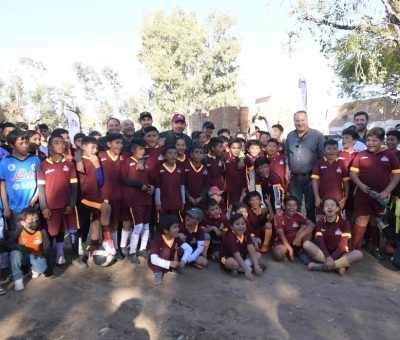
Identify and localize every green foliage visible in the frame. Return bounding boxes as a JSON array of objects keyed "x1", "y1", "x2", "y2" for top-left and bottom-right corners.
[
  {"x1": 138, "y1": 8, "x2": 241, "y2": 128},
  {"x1": 287, "y1": 0, "x2": 400, "y2": 98}
]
